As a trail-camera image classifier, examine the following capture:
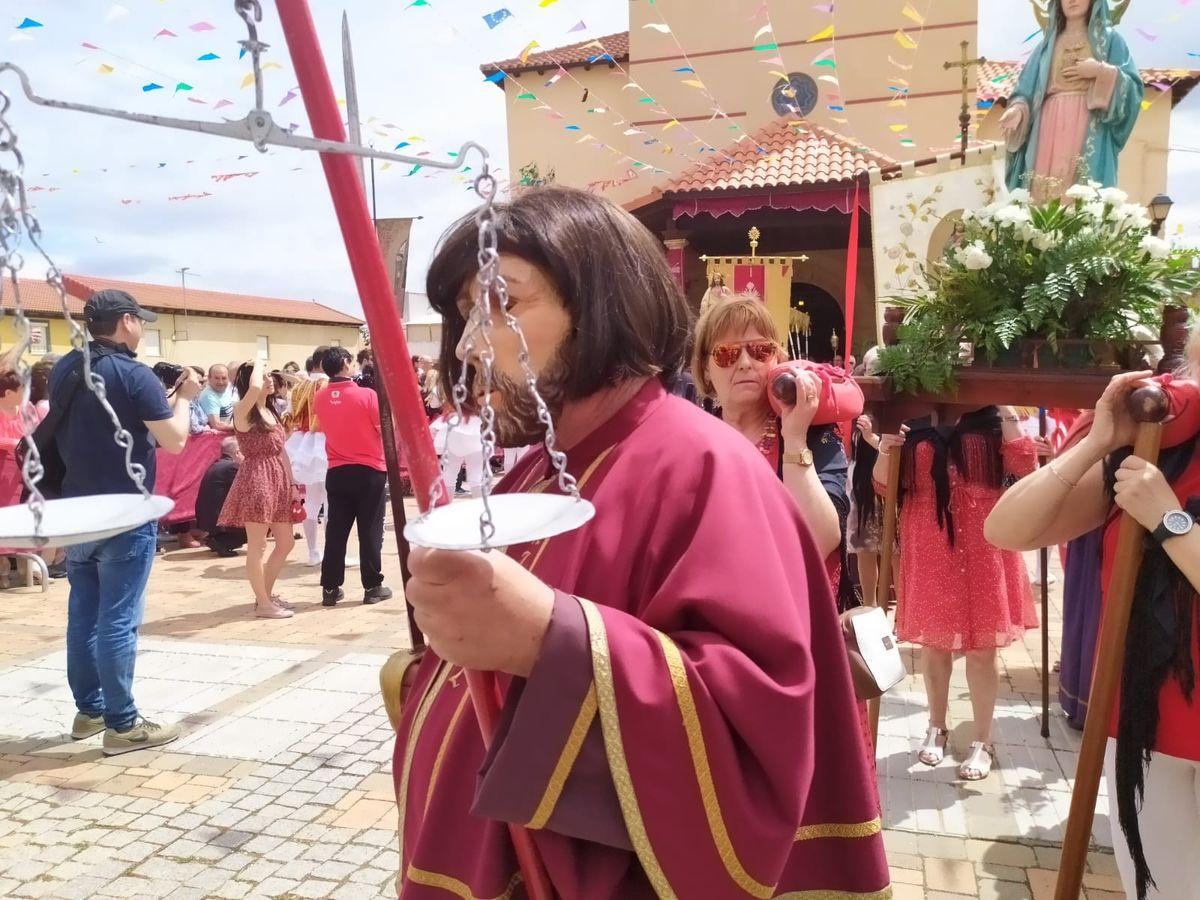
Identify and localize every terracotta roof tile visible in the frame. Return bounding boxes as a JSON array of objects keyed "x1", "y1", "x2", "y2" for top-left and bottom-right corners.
[
  {"x1": 60, "y1": 275, "x2": 363, "y2": 326},
  {"x1": 481, "y1": 32, "x2": 628, "y2": 78},
  {"x1": 3, "y1": 278, "x2": 85, "y2": 318},
  {"x1": 978, "y1": 59, "x2": 1200, "y2": 106},
  {"x1": 663, "y1": 121, "x2": 896, "y2": 194}
]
